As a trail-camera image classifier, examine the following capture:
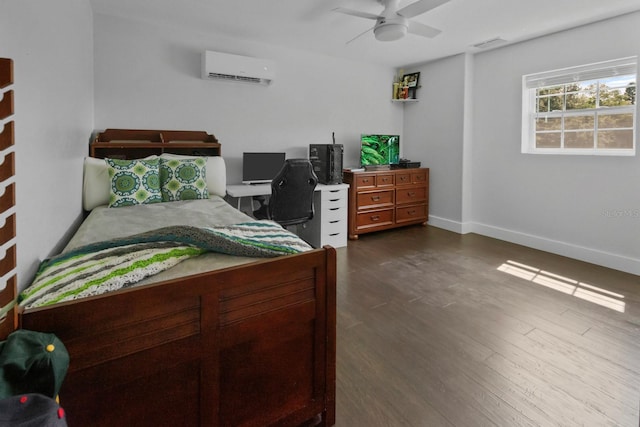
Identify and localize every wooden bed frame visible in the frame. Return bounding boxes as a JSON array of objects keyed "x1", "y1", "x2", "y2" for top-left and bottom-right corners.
[
  {"x1": 23, "y1": 247, "x2": 336, "y2": 427},
  {"x1": 0, "y1": 123, "x2": 336, "y2": 426}
]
